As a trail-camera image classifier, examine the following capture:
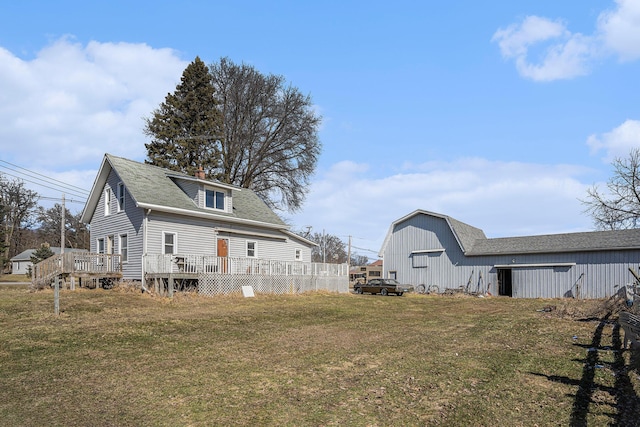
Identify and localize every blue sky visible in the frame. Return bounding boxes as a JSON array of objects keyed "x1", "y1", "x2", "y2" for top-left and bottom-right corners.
[{"x1": 1, "y1": 0, "x2": 640, "y2": 258}]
